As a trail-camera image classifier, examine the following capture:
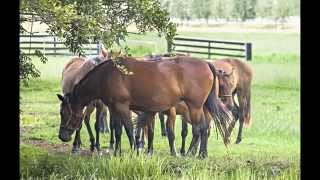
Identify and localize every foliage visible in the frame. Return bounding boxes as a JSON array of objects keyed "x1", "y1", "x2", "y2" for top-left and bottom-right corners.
[
  {"x1": 160, "y1": 0, "x2": 299, "y2": 23},
  {"x1": 20, "y1": 0, "x2": 177, "y2": 85},
  {"x1": 19, "y1": 50, "x2": 48, "y2": 86},
  {"x1": 21, "y1": 0, "x2": 177, "y2": 57},
  {"x1": 232, "y1": 0, "x2": 257, "y2": 21},
  {"x1": 272, "y1": 0, "x2": 292, "y2": 24}
]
